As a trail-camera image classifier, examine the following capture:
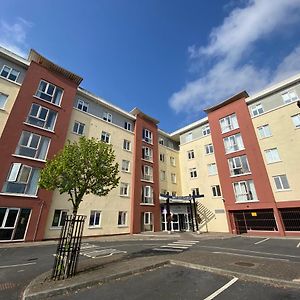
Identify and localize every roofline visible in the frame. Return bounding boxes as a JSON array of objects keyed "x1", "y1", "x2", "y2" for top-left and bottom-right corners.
[
  {"x1": 0, "y1": 46, "x2": 29, "y2": 67},
  {"x1": 246, "y1": 72, "x2": 300, "y2": 104},
  {"x1": 130, "y1": 107, "x2": 159, "y2": 124},
  {"x1": 204, "y1": 91, "x2": 249, "y2": 113},
  {"x1": 170, "y1": 116, "x2": 208, "y2": 137},
  {"x1": 77, "y1": 87, "x2": 136, "y2": 121}
]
